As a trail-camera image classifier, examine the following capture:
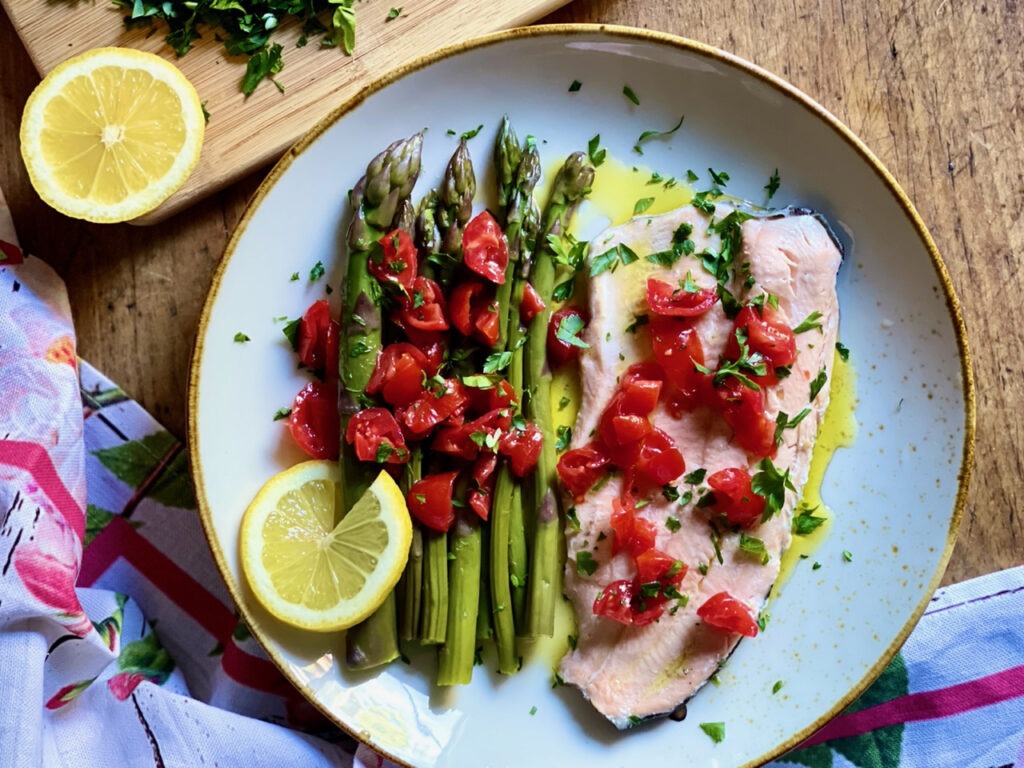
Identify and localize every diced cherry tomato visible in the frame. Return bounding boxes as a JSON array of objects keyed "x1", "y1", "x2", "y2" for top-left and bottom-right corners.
[
  {"x1": 547, "y1": 307, "x2": 587, "y2": 369},
  {"x1": 645, "y1": 277, "x2": 719, "y2": 317},
  {"x1": 370, "y1": 229, "x2": 417, "y2": 290},
  {"x1": 520, "y1": 282, "x2": 546, "y2": 324},
  {"x1": 472, "y1": 453, "x2": 498, "y2": 486},
  {"x1": 419, "y1": 337, "x2": 446, "y2": 374},
  {"x1": 296, "y1": 300, "x2": 337, "y2": 372},
  {"x1": 499, "y1": 421, "x2": 544, "y2": 477},
  {"x1": 450, "y1": 281, "x2": 486, "y2": 337},
  {"x1": 450, "y1": 280, "x2": 500, "y2": 347},
  {"x1": 597, "y1": 377, "x2": 662, "y2": 467},
  {"x1": 396, "y1": 378, "x2": 467, "y2": 437},
  {"x1": 462, "y1": 211, "x2": 509, "y2": 284},
  {"x1": 648, "y1": 315, "x2": 709, "y2": 407},
  {"x1": 431, "y1": 408, "x2": 510, "y2": 460},
  {"x1": 736, "y1": 304, "x2": 797, "y2": 369},
  {"x1": 407, "y1": 471, "x2": 459, "y2": 532},
  {"x1": 469, "y1": 453, "x2": 498, "y2": 522},
  {"x1": 697, "y1": 591, "x2": 759, "y2": 637},
  {"x1": 486, "y1": 379, "x2": 518, "y2": 411},
  {"x1": 635, "y1": 428, "x2": 686, "y2": 486},
  {"x1": 593, "y1": 580, "x2": 636, "y2": 624},
  {"x1": 592, "y1": 578, "x2": 667, "y2": 626},
  {"x1": 289, "y1": 381, "x2": 339, "y2": 460},
  {"x1": 707, "y1": 467, "x2": 765, "y2": 528},
  {"x1": 365, "y1": 343, "x2": 432, "y2": 407},
  {"x1": 557, "y1": 444, "x2": 611, "y2": 499},
  {"x1": 468, "y1": 488, "x2": 491, "y2": 521},
  {"x1": 610, "y1": 498, "x2": 658, "y2": 557},
  {"x1": 397, "y1": 276, "x2": 449, "y2": 332},
  {"x1": 713, "y1": 379, "x2": 776, "y2": 459},
  {"x1": 621, "y1": 362, "x2": 665, "y2": 387},
  {"x1": 344, "y1": 407, "x2": 408, "y2": 464},
  {"x1": 635, "y1": 549, "x2": 687, "y2": 586}
]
